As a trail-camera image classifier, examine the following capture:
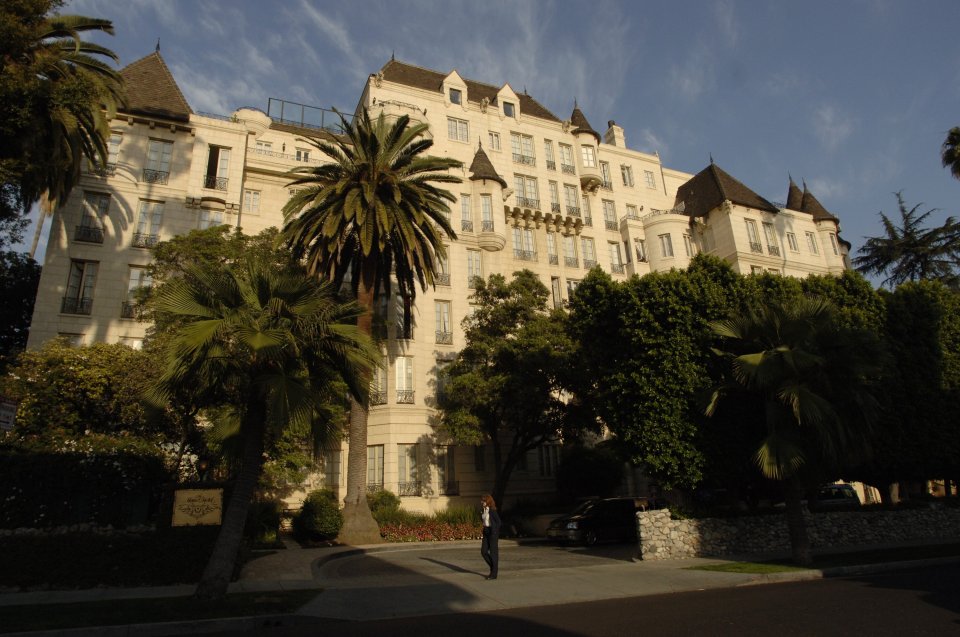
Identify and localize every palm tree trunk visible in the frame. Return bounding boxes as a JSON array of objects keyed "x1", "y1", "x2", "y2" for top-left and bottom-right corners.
[
  {"x1": 337, "y1": 279, "x2": 381, "y2": 545},
  {"x1": 194, "y1": 407, "x2": 266, "y2": 600},
  {"x1": 784, "y1": 478, "x2": 811, "y2": 566}
]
